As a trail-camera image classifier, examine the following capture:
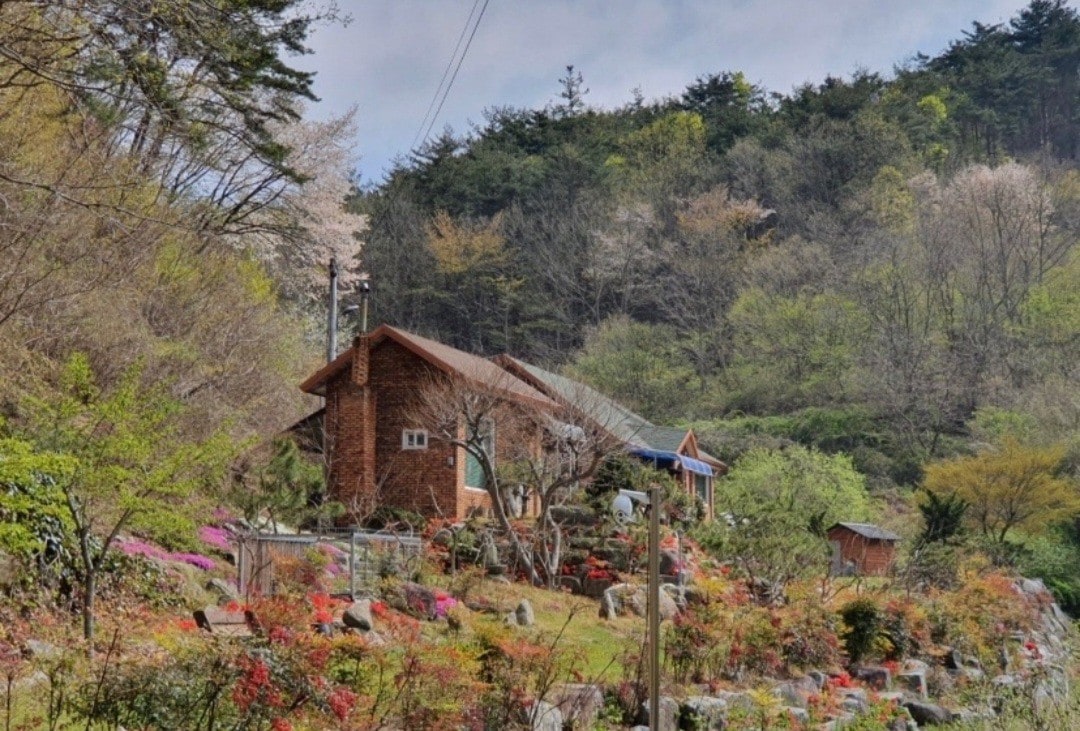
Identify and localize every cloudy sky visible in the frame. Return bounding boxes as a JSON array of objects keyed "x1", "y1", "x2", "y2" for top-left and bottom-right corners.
[{"x1": 297, "y1": 0, "x2": 1040, "y2": 185}]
